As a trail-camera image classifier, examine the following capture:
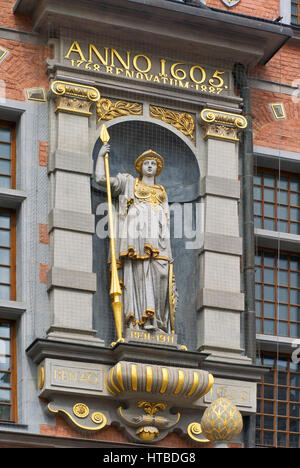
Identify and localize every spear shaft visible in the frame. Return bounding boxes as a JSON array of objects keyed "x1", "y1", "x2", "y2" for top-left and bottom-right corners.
[{"x1": 100, "y1": 125, "x2": 123, "y2": 343}]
